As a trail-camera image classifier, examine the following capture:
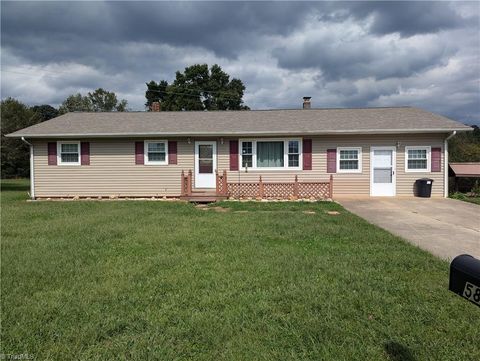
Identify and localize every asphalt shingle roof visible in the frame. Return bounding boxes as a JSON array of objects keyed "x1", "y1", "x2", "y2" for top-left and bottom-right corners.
[
  {"x1": 449, "y1": 163, "x2": 480, "y2": 177},
  {"x1": 7, "y1": 107, "x2": 471, "y2": 138}
]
